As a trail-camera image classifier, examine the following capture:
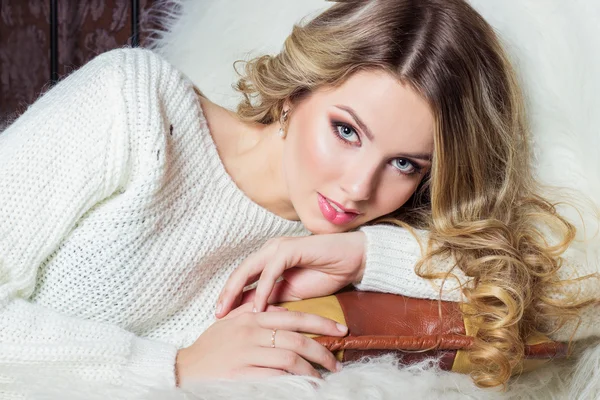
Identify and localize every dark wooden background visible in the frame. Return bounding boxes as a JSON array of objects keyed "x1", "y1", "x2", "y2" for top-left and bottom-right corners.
[{"x1": 0, "y1": 0, "x2": 165, "y2": 119}]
